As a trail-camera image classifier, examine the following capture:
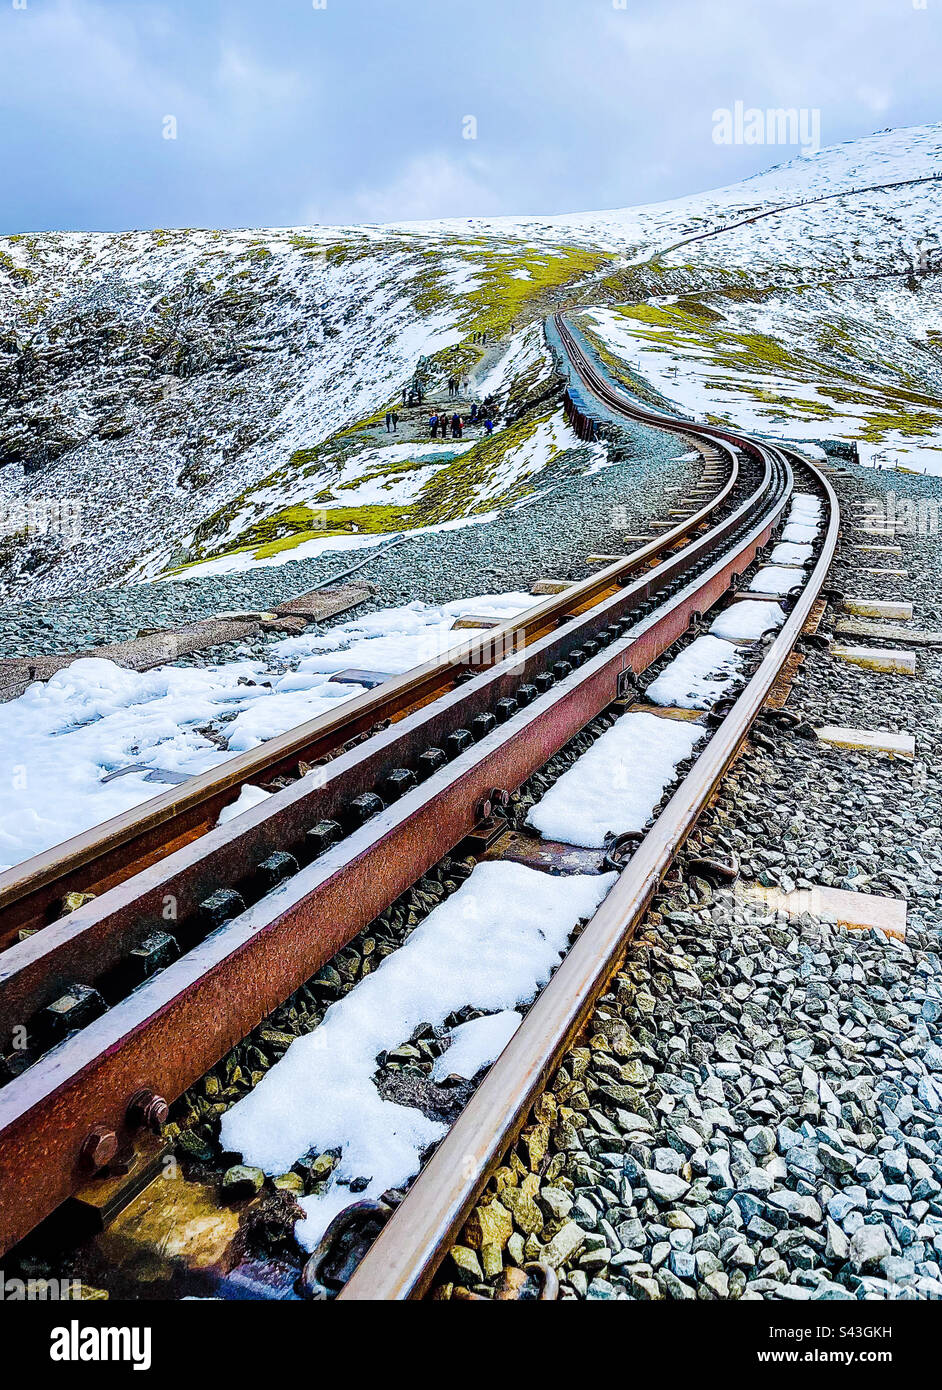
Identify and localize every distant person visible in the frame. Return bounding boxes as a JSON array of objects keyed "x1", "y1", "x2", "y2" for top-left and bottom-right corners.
[
  {"x1": 470, "y1": 401, "x2": 478, "y2": 423},
  {"x1": 385, "y1": 410, "x2": 393, "y2": 433},
  {"x1": 429, "y1": 413, "x2": 439, "y2": 439},
  {"x1": 484, "y1": 417, "x2": 494, "y2": 435},
  {"x1": 391, "y1": 410, "x2": 399, "y2": 432}
]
